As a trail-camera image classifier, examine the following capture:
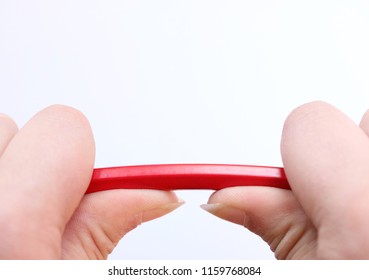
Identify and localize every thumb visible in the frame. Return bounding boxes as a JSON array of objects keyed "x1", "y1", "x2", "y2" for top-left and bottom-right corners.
[
  {"x1": 202, "y1": 187, "x2": 317, "y2": 259},
  {"x1": 61, "y1": 189, "x2": 183, "y2": 259}
]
